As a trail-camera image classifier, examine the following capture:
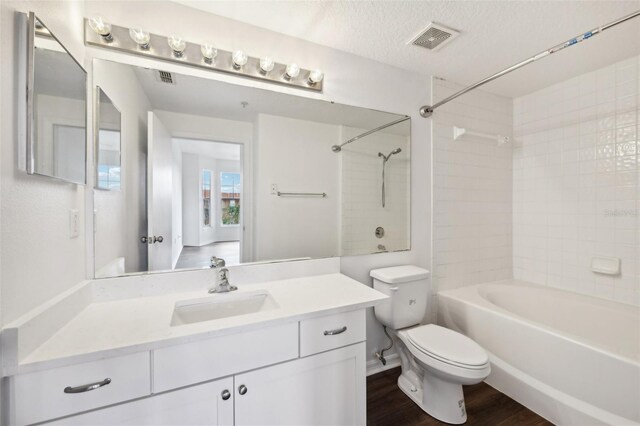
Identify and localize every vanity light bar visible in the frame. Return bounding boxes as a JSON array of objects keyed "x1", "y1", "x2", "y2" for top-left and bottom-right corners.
[{"x1": 84, "y1": 18, "x2": 324, "y2": 92}]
